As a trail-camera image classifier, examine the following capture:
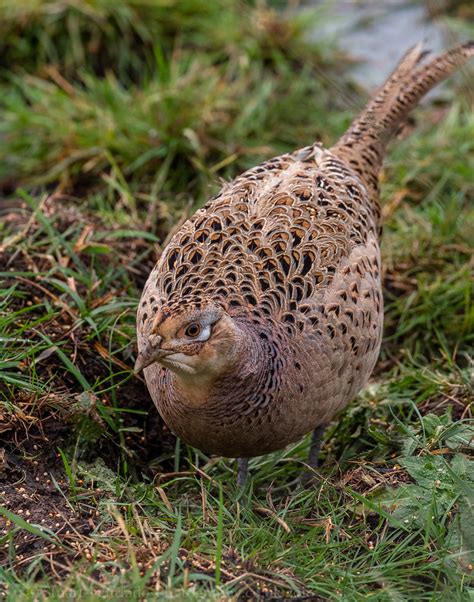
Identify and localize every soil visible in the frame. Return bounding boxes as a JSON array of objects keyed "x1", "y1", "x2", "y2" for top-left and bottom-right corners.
[{"x1": 0, "y1": 426, "x2": 93, "y2": 576}]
